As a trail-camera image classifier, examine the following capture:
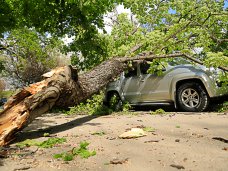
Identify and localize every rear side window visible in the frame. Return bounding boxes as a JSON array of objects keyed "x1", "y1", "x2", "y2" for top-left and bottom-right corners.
[
  {"x1": 140, "y1": 62, "x2": 150, "y2": 74},
  {"x1": 125, "y1": 67, "x2": 137, "y2": 77}
]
